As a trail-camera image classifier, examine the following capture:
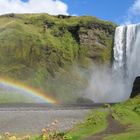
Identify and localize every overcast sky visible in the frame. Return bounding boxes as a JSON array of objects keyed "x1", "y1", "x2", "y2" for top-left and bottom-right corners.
[{"x1": 0, "y1": 0, "x2": 140, "y2": 24}]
